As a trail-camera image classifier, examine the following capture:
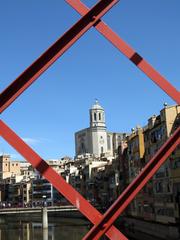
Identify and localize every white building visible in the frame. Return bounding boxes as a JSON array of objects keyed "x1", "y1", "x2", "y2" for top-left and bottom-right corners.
[{"x1": 75, "y1": 100, "x2": 127, "y2": 158}]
